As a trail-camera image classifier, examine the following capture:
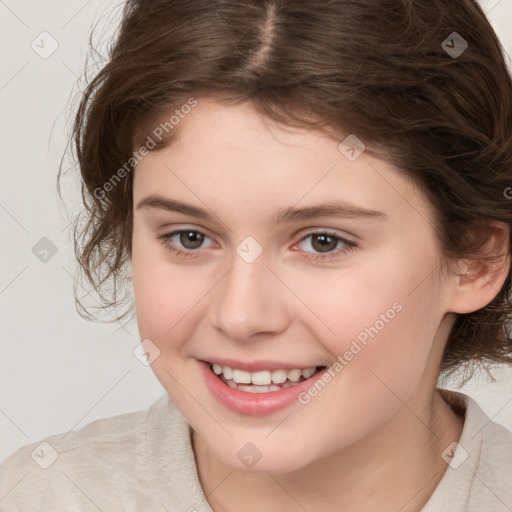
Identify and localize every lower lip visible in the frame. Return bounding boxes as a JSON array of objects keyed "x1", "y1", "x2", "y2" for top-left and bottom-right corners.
[{"x1": 198, "y1": 360, "x2": 326, "y2": 416}]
